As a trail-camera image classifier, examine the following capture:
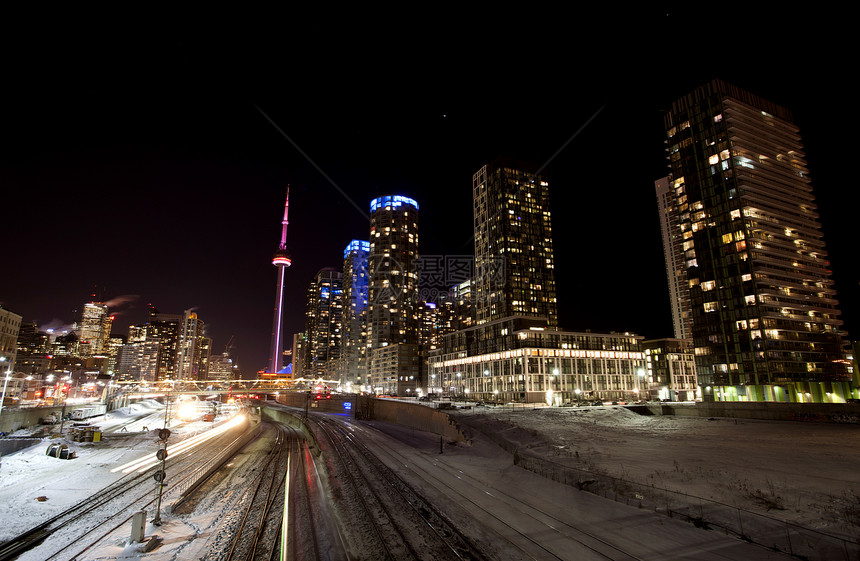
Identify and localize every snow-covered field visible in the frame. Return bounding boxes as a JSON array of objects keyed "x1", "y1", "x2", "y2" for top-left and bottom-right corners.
[{"x1": 452, "y1": 405, "x2": 860, "y2": 539}]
